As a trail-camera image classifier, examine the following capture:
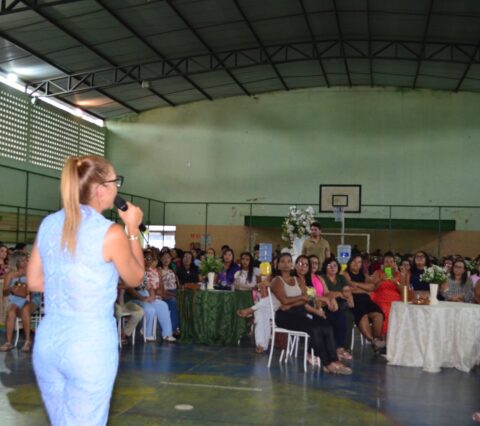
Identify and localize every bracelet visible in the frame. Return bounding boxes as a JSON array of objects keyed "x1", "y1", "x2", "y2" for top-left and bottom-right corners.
[{"x1": 128, "y1": 234, "x2": 139, "y2": 241}]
